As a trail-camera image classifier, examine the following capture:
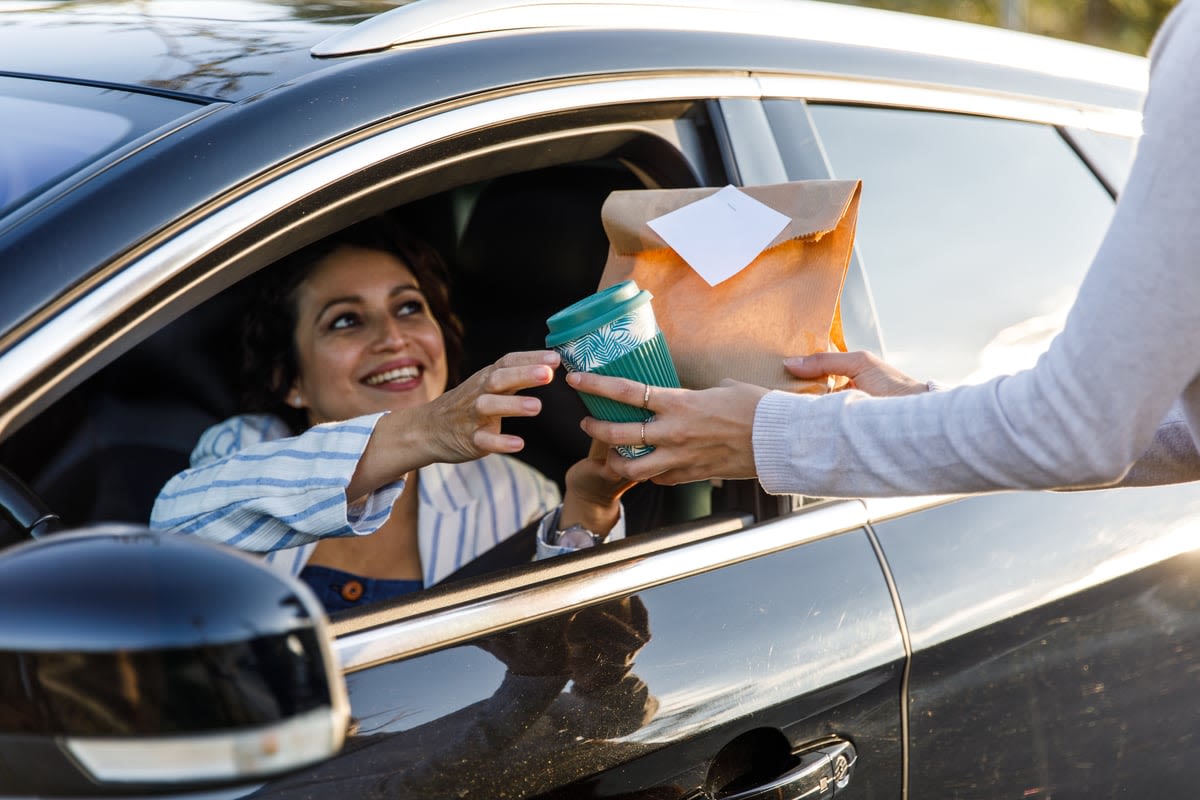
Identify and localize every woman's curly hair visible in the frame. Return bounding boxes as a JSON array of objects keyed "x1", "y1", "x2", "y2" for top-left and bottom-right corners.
[{"x1": 240, "y1": 217, "x2": 465, "y2": 434}]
